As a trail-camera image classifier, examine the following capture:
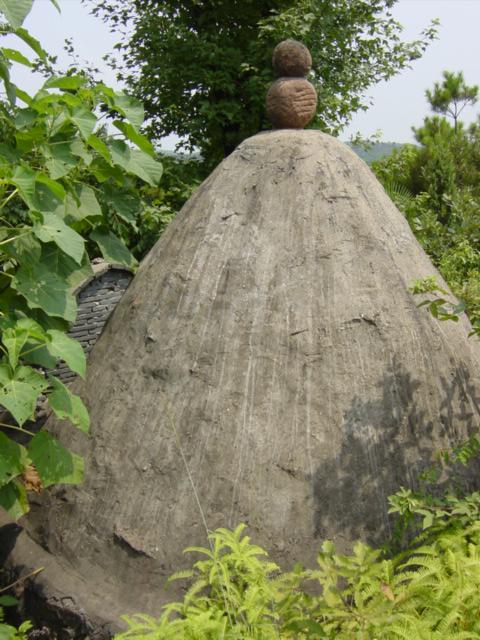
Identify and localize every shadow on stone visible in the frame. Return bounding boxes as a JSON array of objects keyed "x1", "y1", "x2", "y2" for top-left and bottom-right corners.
[{"x1": 311, "y1": 357, "x2": 480, "y2": 547}]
